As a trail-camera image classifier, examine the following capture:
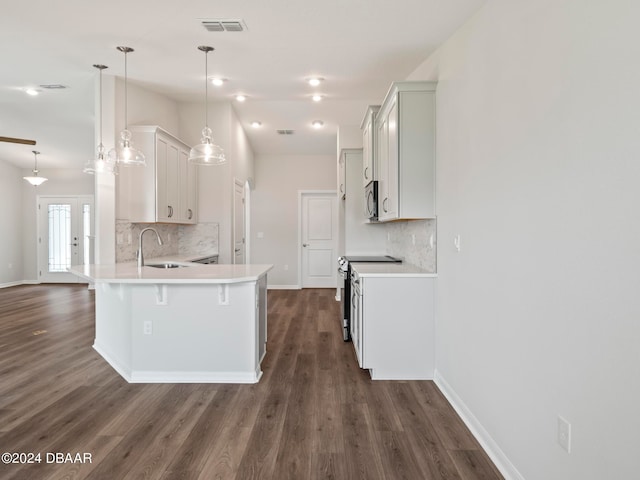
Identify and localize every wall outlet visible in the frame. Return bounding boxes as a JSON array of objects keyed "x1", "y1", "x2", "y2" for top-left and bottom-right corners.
[
  {"x1": 454, "y1": 234, "x2": 461, "y2": 252},
  {"x1": 143, "y1": 321, "x2": 153, "y2": 335},
  {"x1": 218, "y1": 285, "x2": 230, "y2": 305},
  {"x1": 557, "y1": 415, "x2": 571, "y2": 453}
]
